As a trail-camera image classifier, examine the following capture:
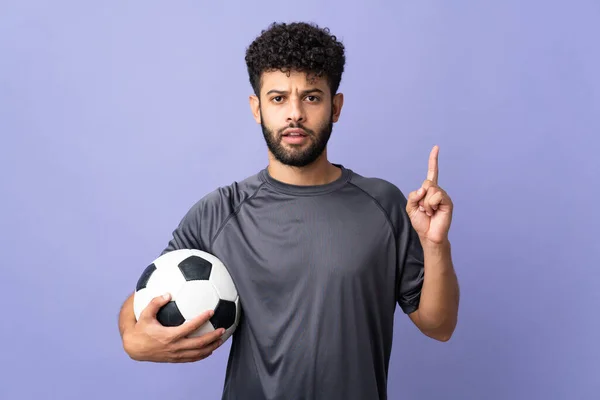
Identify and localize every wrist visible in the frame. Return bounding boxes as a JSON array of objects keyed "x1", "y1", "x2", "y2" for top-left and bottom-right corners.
[
  {"x1": 420, "y1": 237, "x2": 451, "y2": 253},
  {"x1": 420, "y1": 238, "x2": 454, "y2": 274}
]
